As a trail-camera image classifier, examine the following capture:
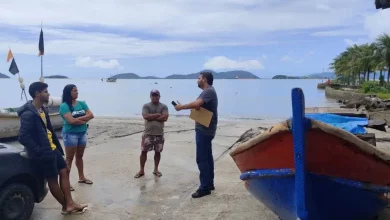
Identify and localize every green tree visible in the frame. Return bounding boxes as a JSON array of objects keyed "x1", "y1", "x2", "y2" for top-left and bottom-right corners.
[{"x1": 376, "y1": 34, "x2": 390, "y2": 85}]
